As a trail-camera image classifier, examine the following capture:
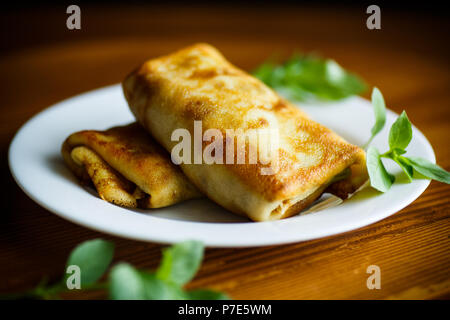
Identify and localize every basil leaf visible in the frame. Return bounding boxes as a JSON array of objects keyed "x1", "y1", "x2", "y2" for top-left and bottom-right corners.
[
  {"x1": 66, "y1": 239, "x2": 114, "y2": 286},
  {"x1": 156, "y1": 240, "x2": 204, "y2": 286},
  {"x1": 109, "y1": 263, "x2": 146, "y2": 300},
  {"x1": 406, "y1": 157, "x2": 450, "y2": 184},
  {"x1": 393, "y1": 155, "x2": 413, "y2": 182},
  {"x1": 367, "y1": 146, "x2": 395, "y2": 192},
  {"x1": 389, "y1": 111, "x2": 412, "y2": 150},
  {"x1": 363, "y1": 87, "x2": 386, "y2": 148},
  {"x1": 253, "y1": 54, "x2": 366, "y2": 102},
  {"x1": 109, "y1": 265, "x2": 187, "y2": 300},
  {"x1": 252, "y1": 62, "x2": 277, "y2": 87},
  {"x1": 141, "y1": 272, "x2": 187, "y2": 300},
  {"x1": 187, "y1": 289, "x2": 230, "y2": 300}
]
